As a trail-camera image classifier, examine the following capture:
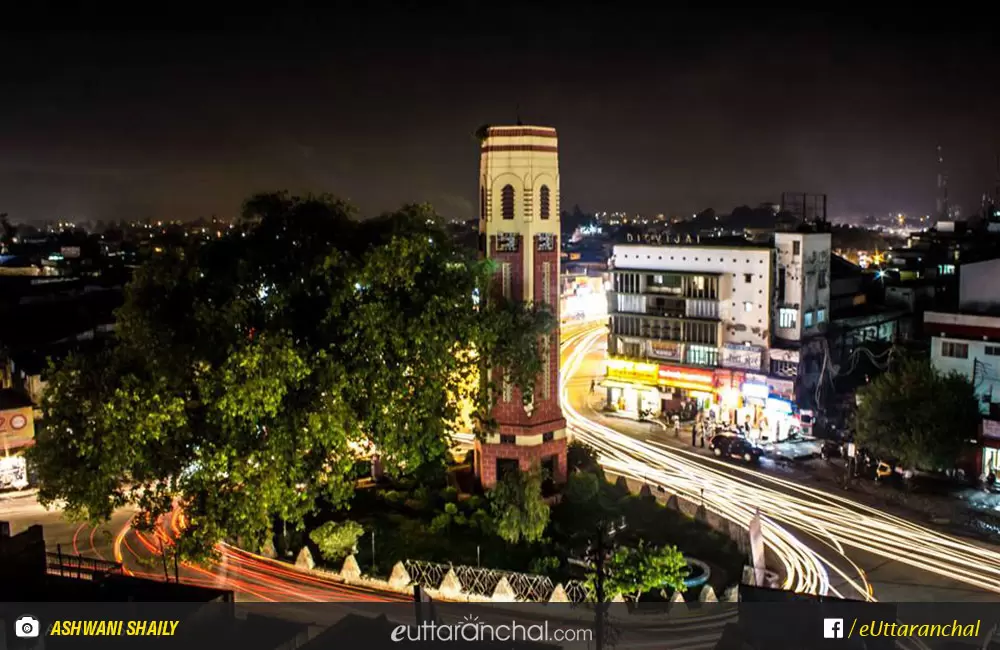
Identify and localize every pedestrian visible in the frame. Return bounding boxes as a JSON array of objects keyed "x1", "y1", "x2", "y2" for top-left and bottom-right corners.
[
  {"x1": 673, "y1": 415, "x2": 680, "y2": 438},
  {"x1": 691, "y1": 421, "x2": 697, "y2": 446},
  {"x1": 590, "y1": 379, "x2": 596, "y2": 395}
]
